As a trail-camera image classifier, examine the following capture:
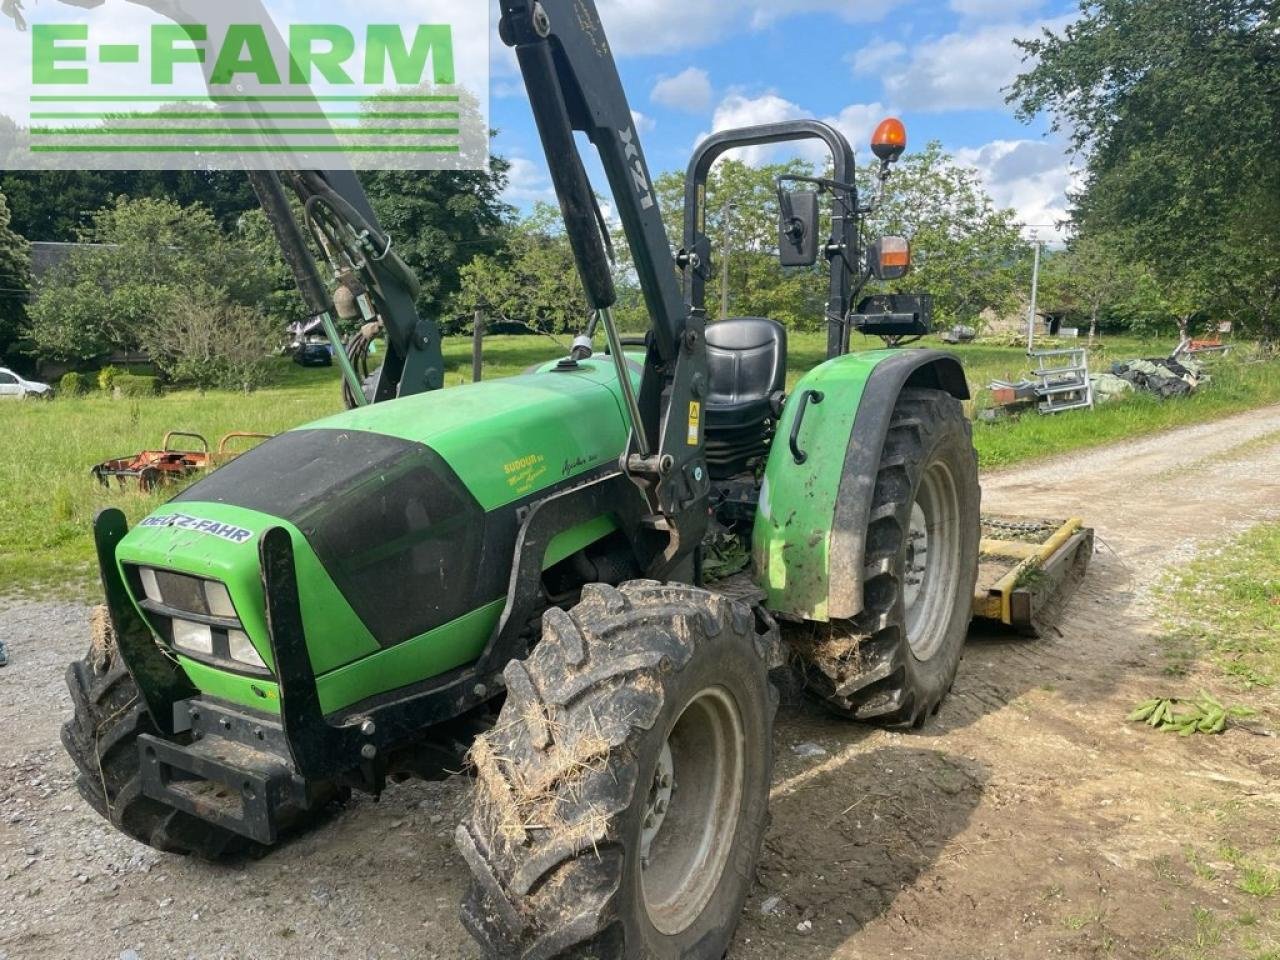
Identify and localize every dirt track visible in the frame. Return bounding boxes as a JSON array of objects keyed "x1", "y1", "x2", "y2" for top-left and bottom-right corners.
[{"x1": 2, "y1": 405, "x2": 1279, "y2": 960}]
